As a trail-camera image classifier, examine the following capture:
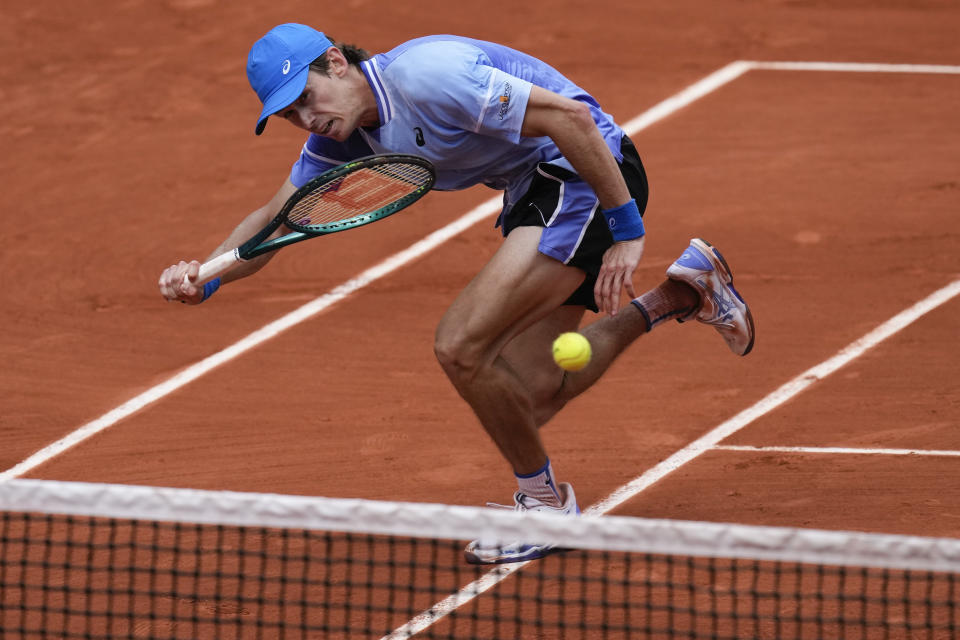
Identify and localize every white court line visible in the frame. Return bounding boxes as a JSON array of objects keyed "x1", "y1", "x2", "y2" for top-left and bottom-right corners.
[
  {"x1": 589, "y1": 277, "x2": 960, "y2": 514},
  {"x1": 383, "y1": 276, "x2": 960, "y2": 639},
  {"x1": 715, "y1": 444, "x2": 960, "y2": 458},
  {"x1": 749, "y1": 61, "x2": 960, "y2": 74},
  {"x1": 619, "y1": 60, "x2": 751, "y2": 133}
]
